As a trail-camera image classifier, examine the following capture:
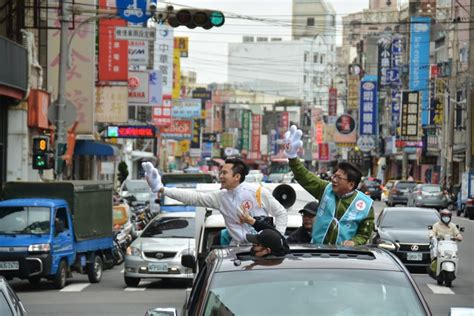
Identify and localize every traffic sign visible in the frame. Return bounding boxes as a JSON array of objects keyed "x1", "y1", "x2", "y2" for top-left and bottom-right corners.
[
  {"x1": 115, "y1": 26, "x2": 156, "y2": 41},
  {"x1": 116, "y1": 0, "x2": 152, "y2": 24},
  {"x1": 48, "y1": 99, "x2": 77, "y2": 129}
]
